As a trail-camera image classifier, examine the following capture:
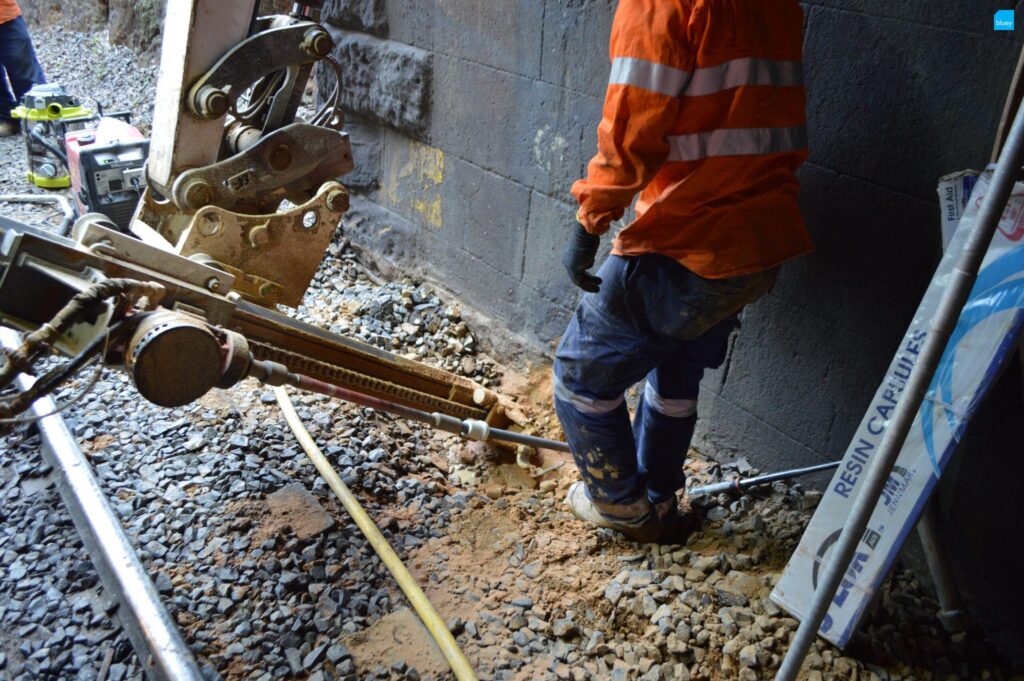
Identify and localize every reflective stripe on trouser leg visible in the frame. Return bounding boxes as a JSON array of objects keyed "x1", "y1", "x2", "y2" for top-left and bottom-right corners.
[
  {"x1": 552, "y1": 388, "x2": 649, "y2": 515},
  {"x1": 643, "y1": 381, "x2": 697, "y2": 417},
  {"x1": 633, "y1": 389, "x2": 697, "y2": 505}
]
